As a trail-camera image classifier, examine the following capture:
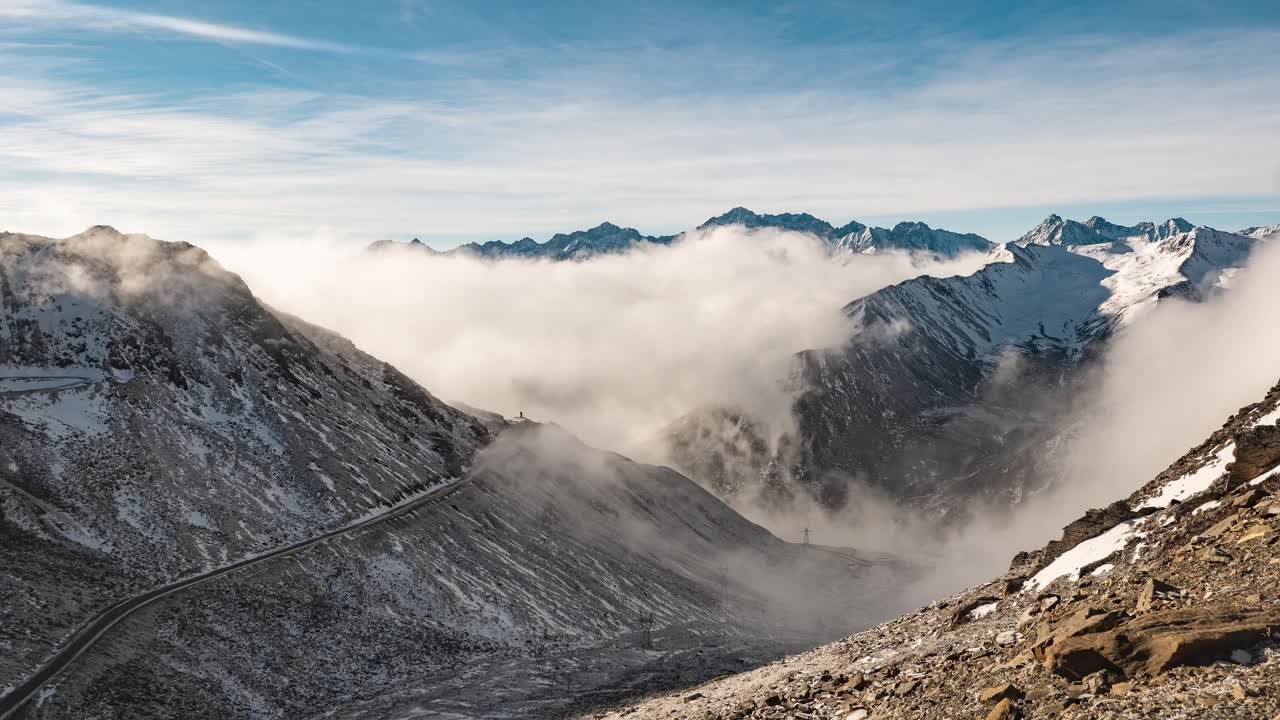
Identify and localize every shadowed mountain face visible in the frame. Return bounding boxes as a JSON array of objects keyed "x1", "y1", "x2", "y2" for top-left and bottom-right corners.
[{"x1": 663, "y1": 216, "x2": 1262, "y2": 515}]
